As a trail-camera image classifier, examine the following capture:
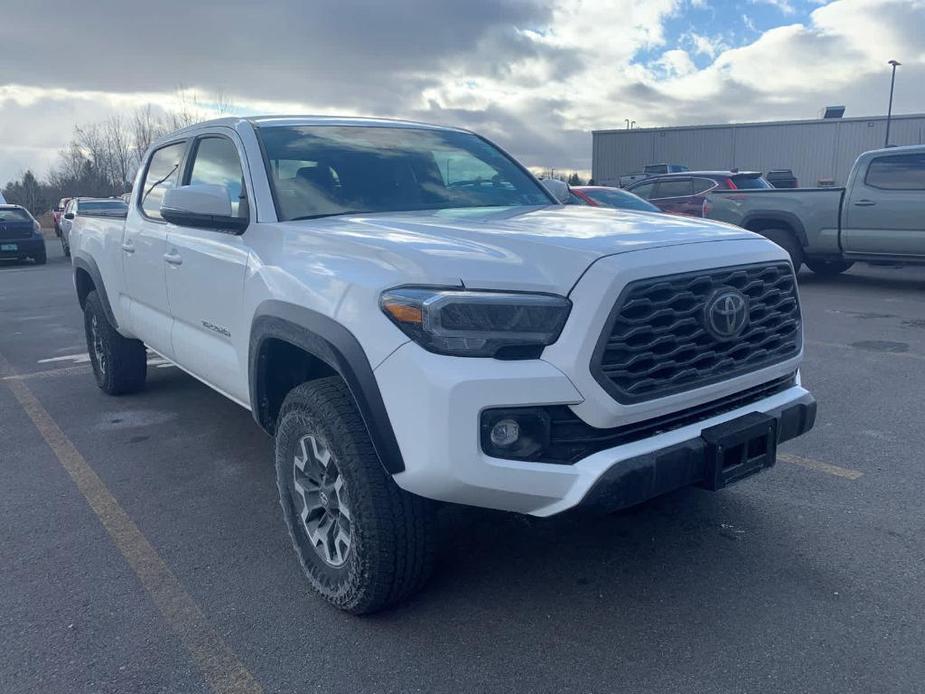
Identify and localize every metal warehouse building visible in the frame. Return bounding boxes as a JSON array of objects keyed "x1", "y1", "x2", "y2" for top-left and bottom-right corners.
[{"x1": 592, "y1": 113, "x2": 925, "y2": 187}]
